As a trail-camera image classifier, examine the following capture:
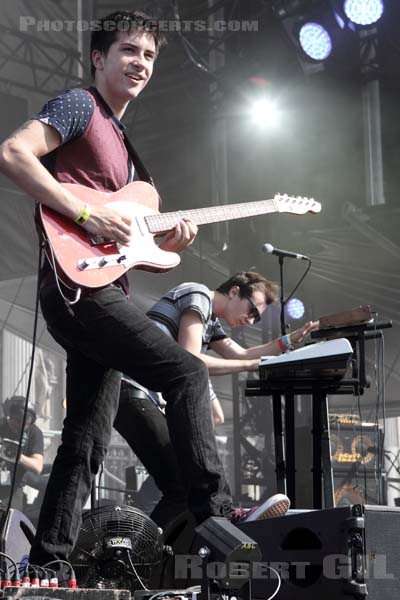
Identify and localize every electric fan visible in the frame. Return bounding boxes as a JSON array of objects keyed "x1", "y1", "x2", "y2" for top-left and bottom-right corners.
[{"x1": 70, "y1": 504, "x2": 163, "y2": 591}]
